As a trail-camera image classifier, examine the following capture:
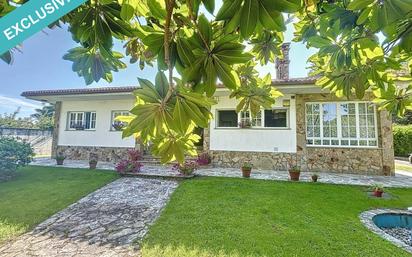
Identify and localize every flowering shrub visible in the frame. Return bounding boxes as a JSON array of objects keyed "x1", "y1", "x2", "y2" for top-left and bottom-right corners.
[
  {"x1": 127, "y1": 149, "x2": 142, "y2": 161},
  {"x1": 173, "y1": 161, "x2": 198, "y2": 176},
  {"x1": 115, "y1": 149, "x2": 143, "y2": 174},
  {"x1": 196, "y1": 152, "x2": 211, "y2": 166}
]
